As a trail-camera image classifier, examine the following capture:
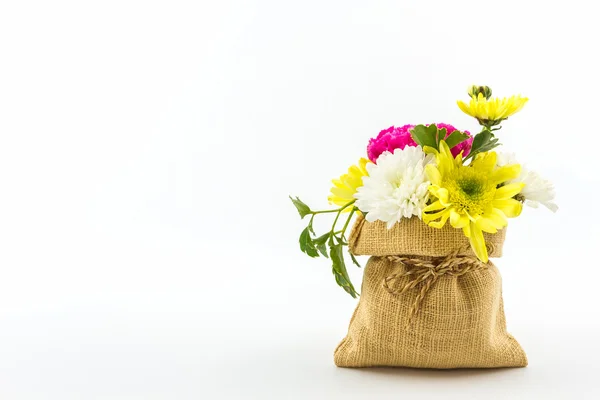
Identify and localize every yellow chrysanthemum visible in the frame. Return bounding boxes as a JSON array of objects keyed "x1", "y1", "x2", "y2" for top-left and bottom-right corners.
[
  {"x1": 328, "y1": 158, "x2": 370, "y2": 212},
  {"x1": 422, "y1": 141, "x2": 524, "y2": 262},
  {"x1": 457, "y1": 93, "x2": 528, "y2": 123}
]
